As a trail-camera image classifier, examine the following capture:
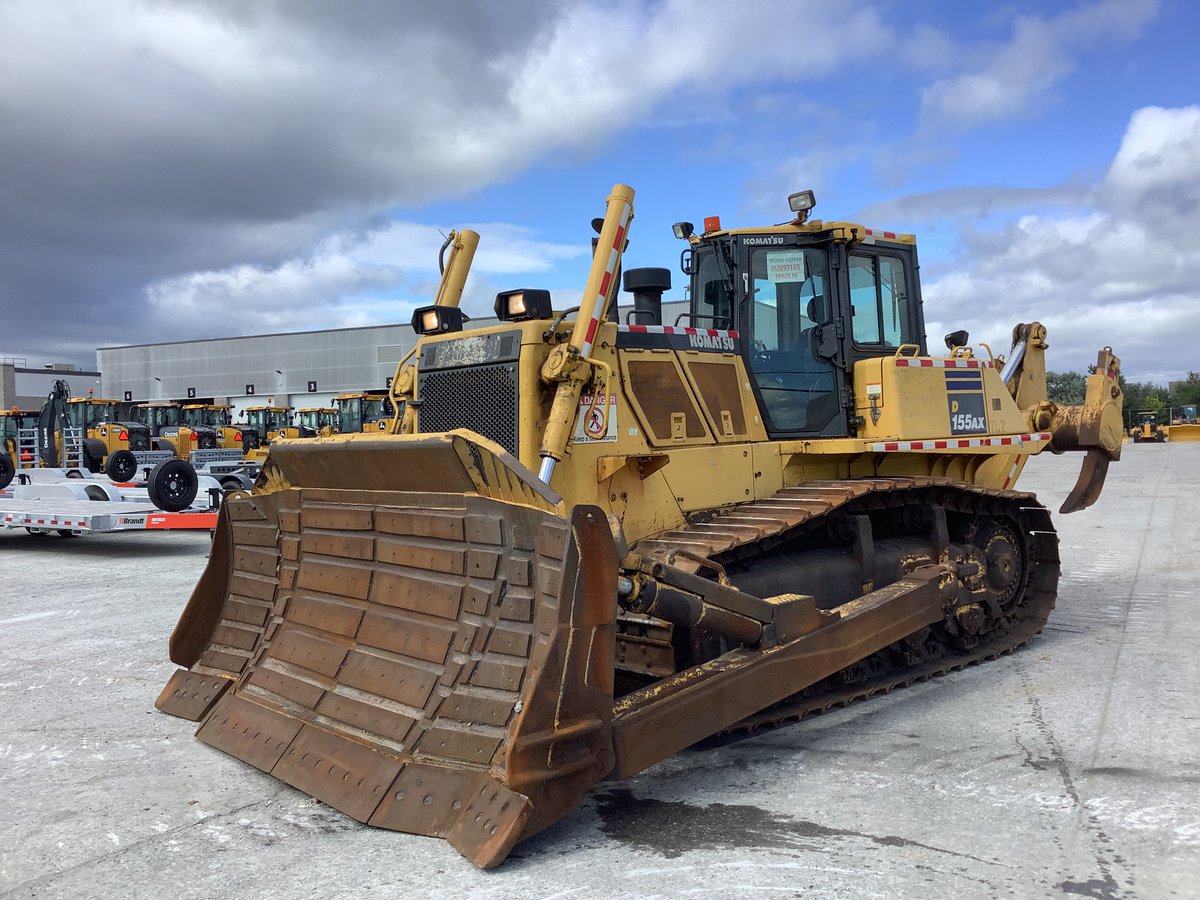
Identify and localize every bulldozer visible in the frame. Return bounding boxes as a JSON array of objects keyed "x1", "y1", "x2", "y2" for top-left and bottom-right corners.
[
  {"x1": 334, "y1": 392, "x2": 394, "y2": 433},
  {"x1": 1129, "y1": 410, "x2": 1166, "y2": 443},
  {"x1": 157, "y1": 188, "x2": 1124, "y2": 868},
  {"x1": 1167, "y1": 404, "x2": 1199, "y2": 442}
]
